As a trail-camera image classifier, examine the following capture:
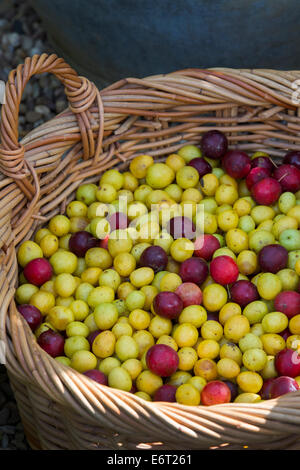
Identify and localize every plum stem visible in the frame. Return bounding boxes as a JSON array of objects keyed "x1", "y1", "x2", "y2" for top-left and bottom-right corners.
[
  {"x1": 270, "y1": 157, "x2": 278, "y2": 168},
  {"x1": 277, "y1": 172, "x2": 288, "y2": 183}
]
